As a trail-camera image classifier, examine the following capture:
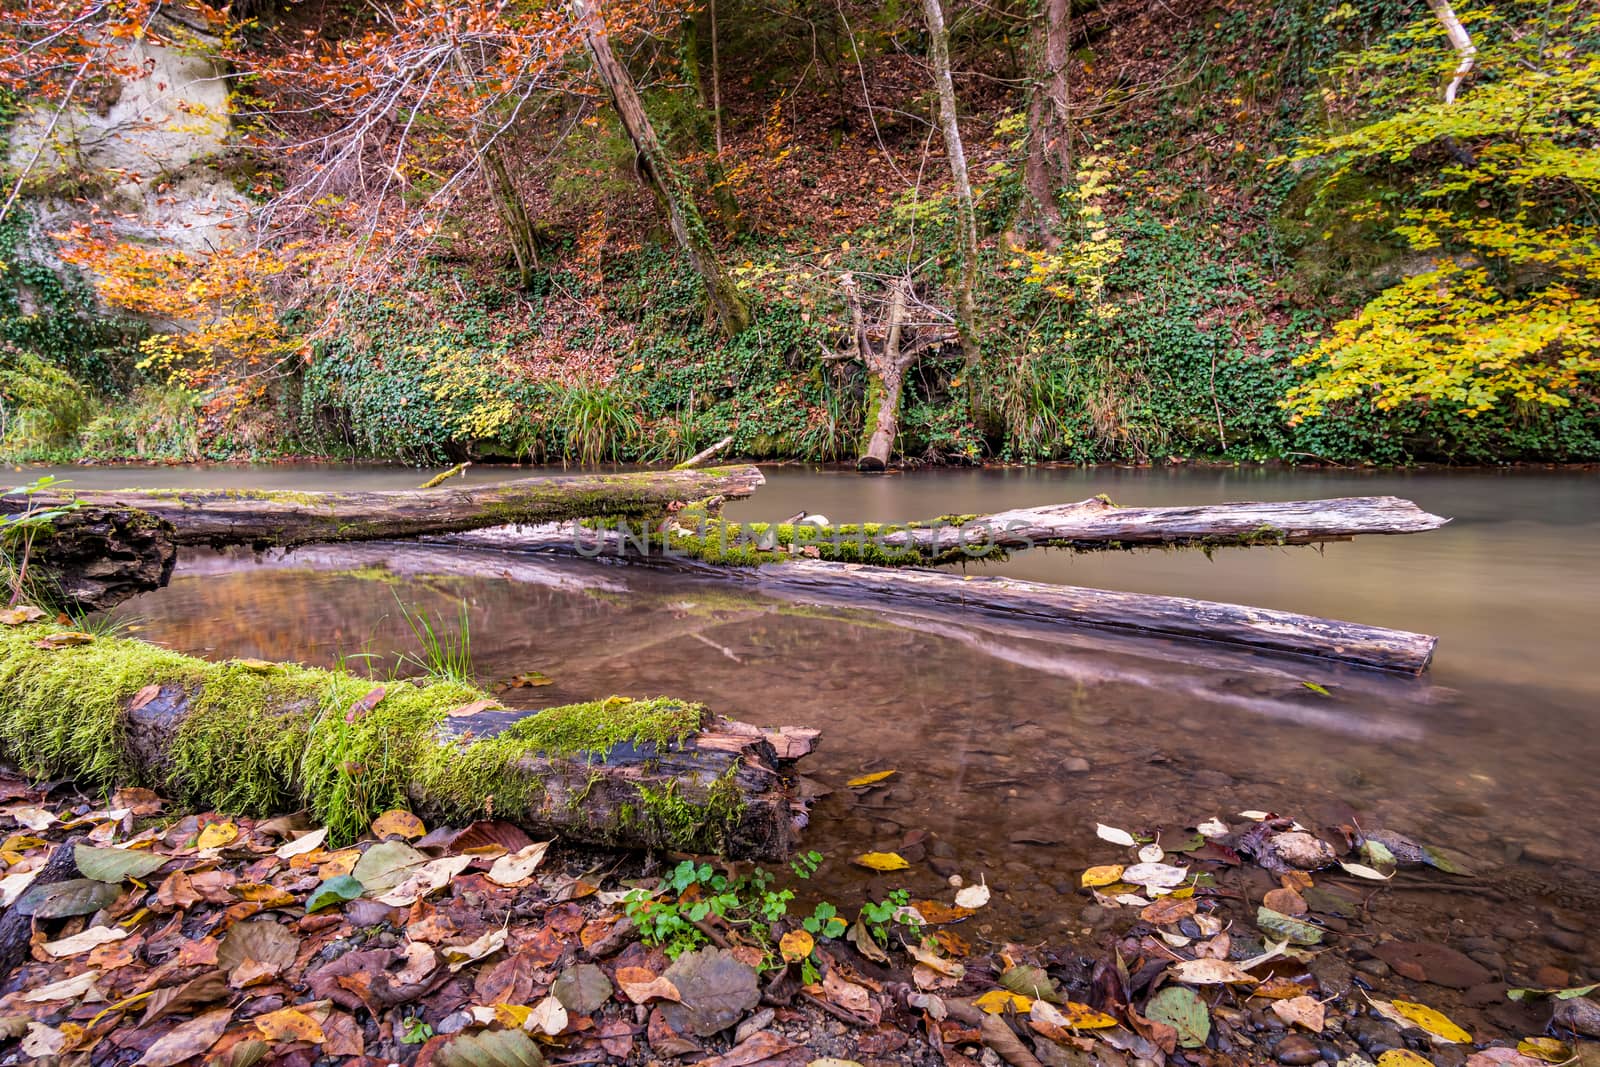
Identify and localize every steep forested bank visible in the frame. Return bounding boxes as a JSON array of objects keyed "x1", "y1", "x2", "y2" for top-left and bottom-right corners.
[{"x1": 1, "y1": 0, "x2": 1596, "y2": 468}]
